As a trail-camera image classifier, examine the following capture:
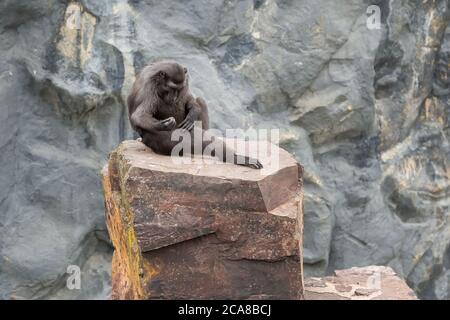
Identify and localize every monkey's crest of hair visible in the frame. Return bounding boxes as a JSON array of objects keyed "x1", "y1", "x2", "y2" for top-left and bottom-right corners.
[
  {"x1": 141, "y1": 60, "x2": 189, "y2": 100},
  {"x1": 145, "y1": 60, "x2": 187, "y2": 81}
]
